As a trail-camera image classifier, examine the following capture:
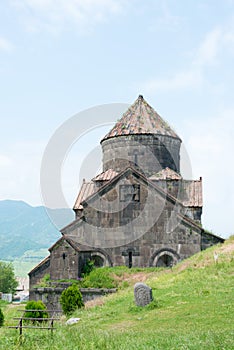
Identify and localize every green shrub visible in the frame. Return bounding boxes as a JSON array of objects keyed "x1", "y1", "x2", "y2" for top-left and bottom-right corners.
[
  {"x1": 60, "y1": 284, "x2": 84, "y2": 315},
  {"x1": 82, "y1": 267, "x2": 117, "y2": 289},
  {"x1": 38, "y1": 274, "x2": 51, "y2": 287},
  {"x1": 81, "y1": 259, "x2": 95, "y2": 276},
  {"x1": 24, "y1": 300, "x2": 48, "y2": 323},
  {"x1": 0, "y1": 308, "x2": 4, "y2": 327}
]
